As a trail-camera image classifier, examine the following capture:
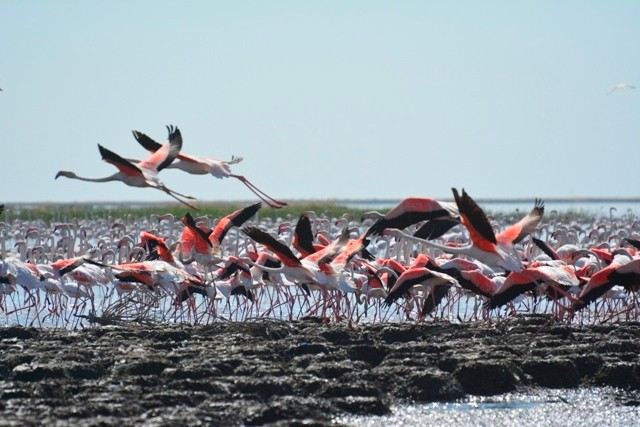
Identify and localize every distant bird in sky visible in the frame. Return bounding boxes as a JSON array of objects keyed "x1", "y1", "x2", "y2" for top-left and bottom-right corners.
[
  {"x1": 131, "y1": 129, "x2": 287, "y2": 209},
  {"x1": 55, "y1": 125, "x2": 199, "y2": 209},
  {"x1": 607, "y1": 82, "x2": 636, "y2": 95}
]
